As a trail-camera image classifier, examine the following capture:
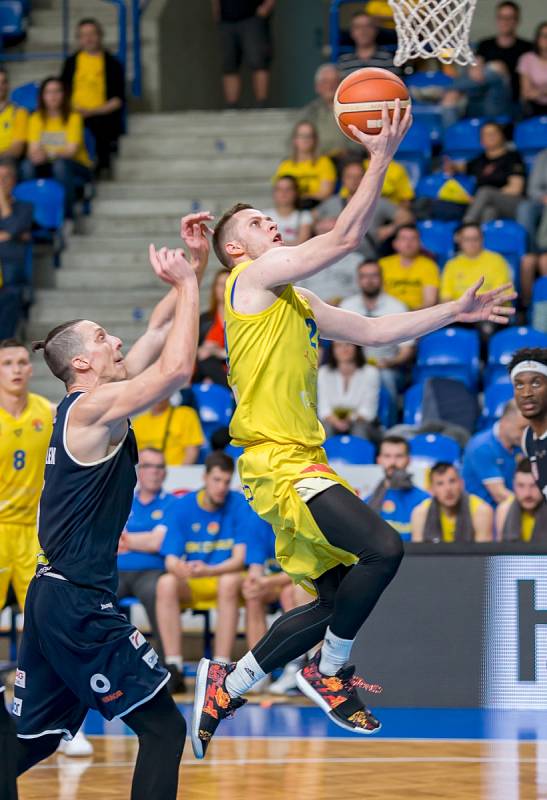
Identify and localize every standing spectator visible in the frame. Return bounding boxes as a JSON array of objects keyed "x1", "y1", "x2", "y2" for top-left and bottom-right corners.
[
  {"x1": 0, "y1": 67, "x2": 28, "y2": 161},
  {"x1": 212, "y1": 0, "x2": 274, "y2": 108},
  {"x1": 61, "y1": 18, "x2": 125, "y2": 174},
  {"x1": 318, "y1": 342, "x2": 381, "y2": 441},
  {"x1": 0, "y1": 159, "x2": 33, "y2": 287},
  {"x1": 495, "y1": 458, "x2": 547, "y2": 541},
  {"x1": 196, "y1": 268, "x2": 230, "y2": 386},
  {"x1": 132, "y1": 396, "x2": 204, "y2": 466},
  {"x1": 22, "y1": 77, "x2": 93, "y2": 220},
  {"x1": 462, "y1": 400, "x2": 527, "y2": 507},
  {"x1": 337, "y1": 12, "x2": 396, "y2": 78},
  {"x1": 263, "y1": 175, "x2": 313, "y2": 245},
  {"x1": 441, "y1": 223, "x2": 513, "y2": 303},
  {"x1": 155, "y1": 453, "x2": 249, "y2": 679},
  {"x1": 476, "y1": 1, "x2": 532, "y2": 104},
  {"x1": 273, "y1": 120, "x2": 336, "y2": 208},
  {"x1": 411, "y1": 462, "x2": 493, "y2": 542},
  {"x1": 440, "y1": 59, "x2": 512, "y2": 127},
  {"x1": 366, "y1": 435, "x2": 430, "y2": 541},
  {"x1": 340, "y1": 260, "x2": 415, "y2": 398},
  {"x1": 379, "y1": 224, "x2": 440, "y2": 310},
  {"x1": 297, "y1": 64, "x2": 351, "y2": 159},
  {"x1": 517, "y1": 21, "x2": 547, "y2": 117}
]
